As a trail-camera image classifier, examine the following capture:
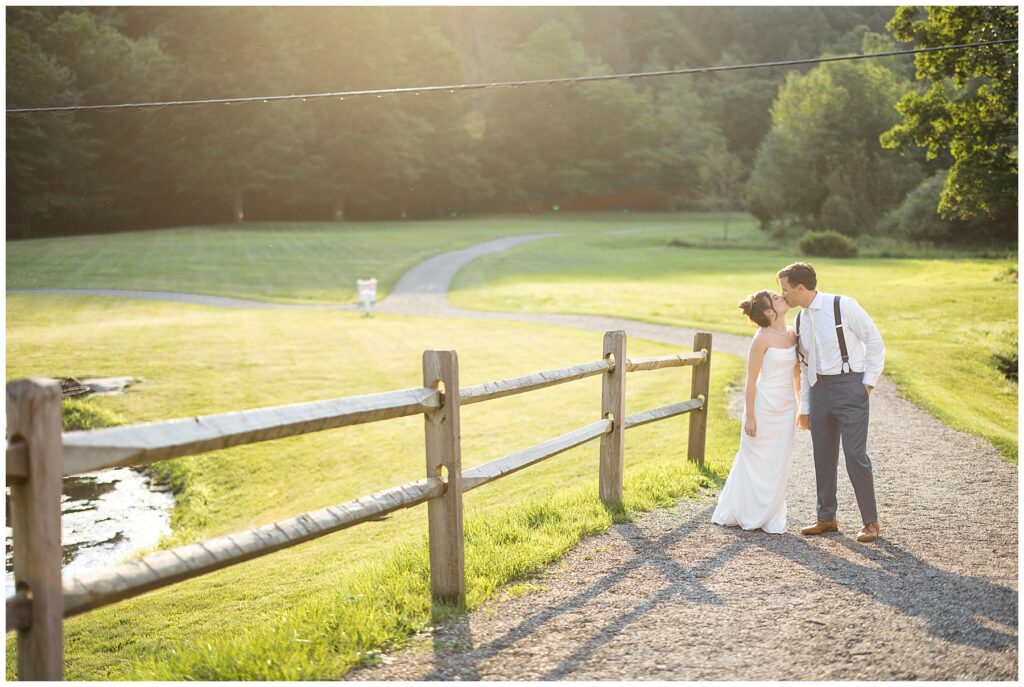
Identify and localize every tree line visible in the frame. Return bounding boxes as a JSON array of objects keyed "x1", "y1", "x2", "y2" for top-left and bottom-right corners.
[{"x1": 6, "y1": 6, "x2": 1017, "y2": 242}]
